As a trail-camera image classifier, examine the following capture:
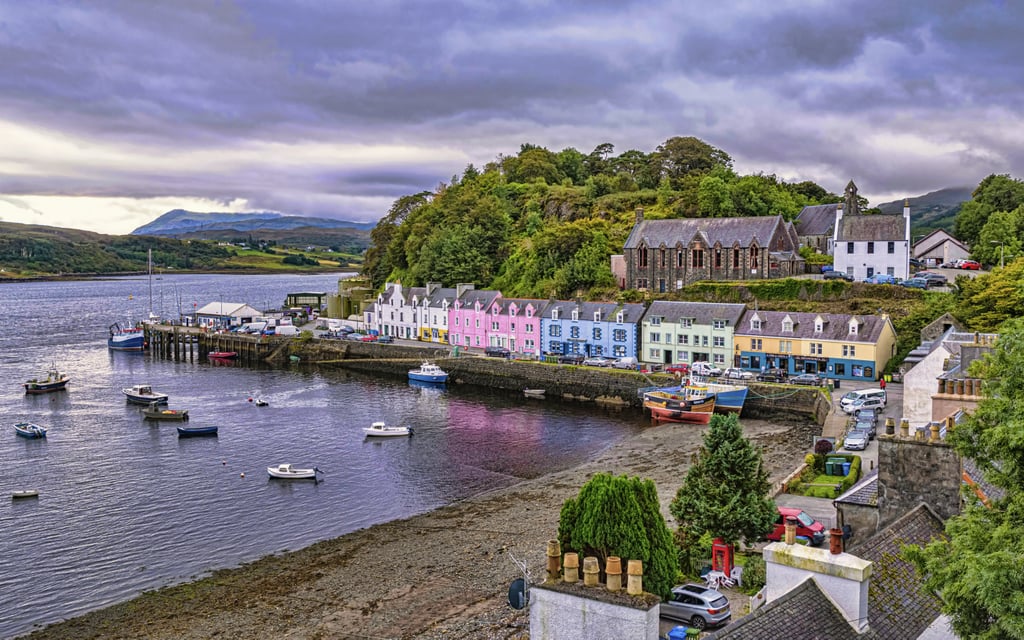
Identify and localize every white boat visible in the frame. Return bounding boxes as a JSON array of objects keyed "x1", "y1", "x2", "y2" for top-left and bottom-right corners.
[
  {"x1": 363, "y1": 421, "x2": 413, "y2": 437},
  {"x1": 123, "y1": 384, "x2": 169, "y2": 405},
  {"x1": 12, "y1": 489, "x2": 39, "y2": 499},
  {"x1": 14, "y1": 422, "x2": 47, "y2": 439},
  {"x1": 408, "y1": 361, "x2": 448, "y2": 383},
  {"x1": 524, "y1": 389, "x2": 546, "y2": 399},
  {"x1": 267, "y1": 464, "x2": 322, "y2": 480}
]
